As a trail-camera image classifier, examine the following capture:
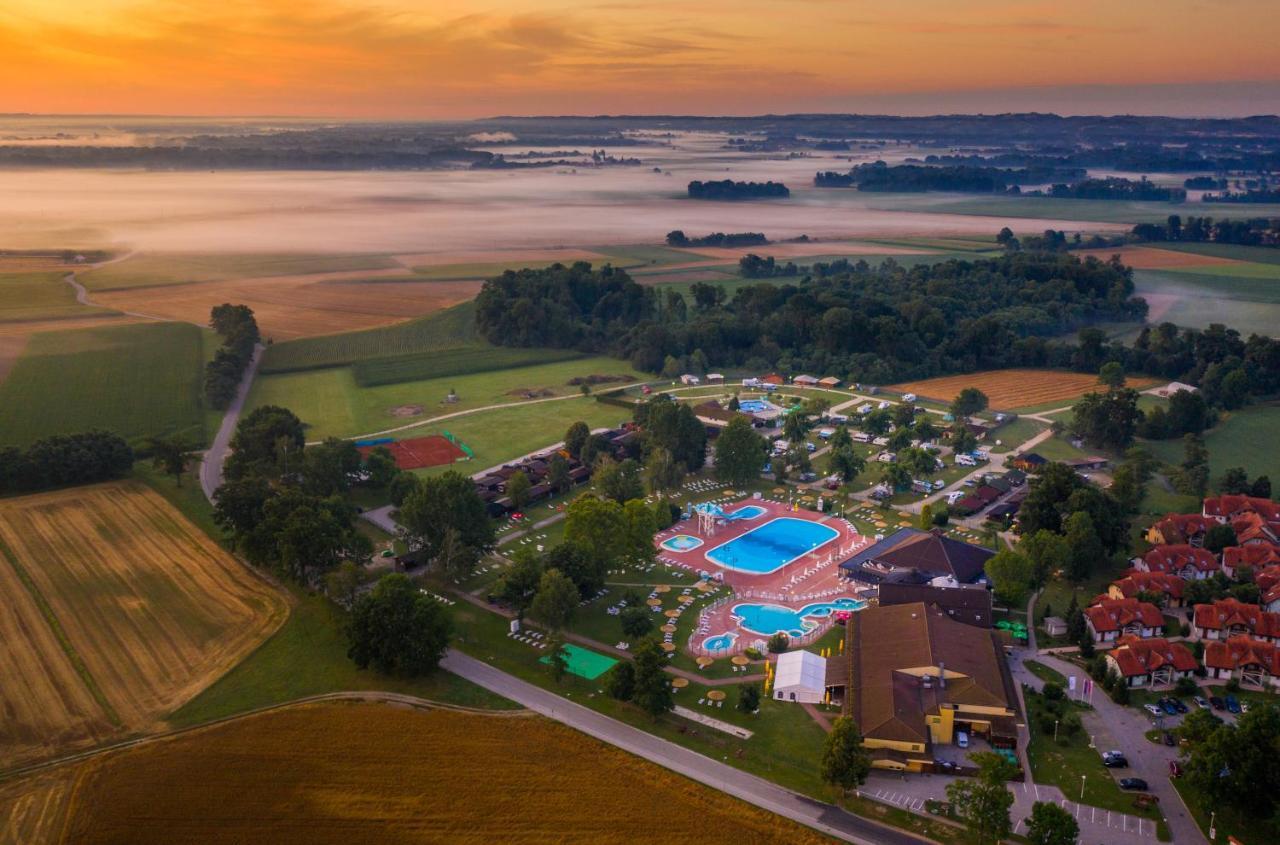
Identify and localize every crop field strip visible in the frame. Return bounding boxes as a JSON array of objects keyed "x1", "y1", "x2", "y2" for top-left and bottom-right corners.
[
  {"x1": 52, "y1": 702, "x2": 832, "y2": 845},
  {"x1": 351, "y1": 346, "x2": 589, "y2": 387},
  {"x1": 0, "y1": 321, "x2": 207, "y2": 447},
  {"x1": 0, "y1": 768, "x2": 79, "y2": 845},
  {"x1": 888, "y1": 368, "x2": 1159, "y2": 411},
  {"x1": 77, "y1": 252, "x2": 403, "y2": 291},
  {"x1": 0, "y1": 272, "x2": 115, "y2": 323},
  {"x1": 0, "y1": 482, "x2": 288, "y2": 768}
]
